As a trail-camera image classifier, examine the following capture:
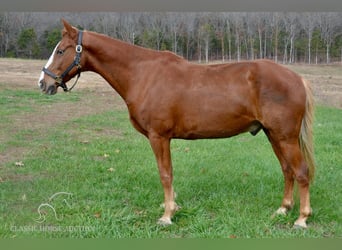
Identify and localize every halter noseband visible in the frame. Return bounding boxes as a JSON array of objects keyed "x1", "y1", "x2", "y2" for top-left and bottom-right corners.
[{"x1": 42, "y1": 30, "x2": 83, "y2": 92}]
